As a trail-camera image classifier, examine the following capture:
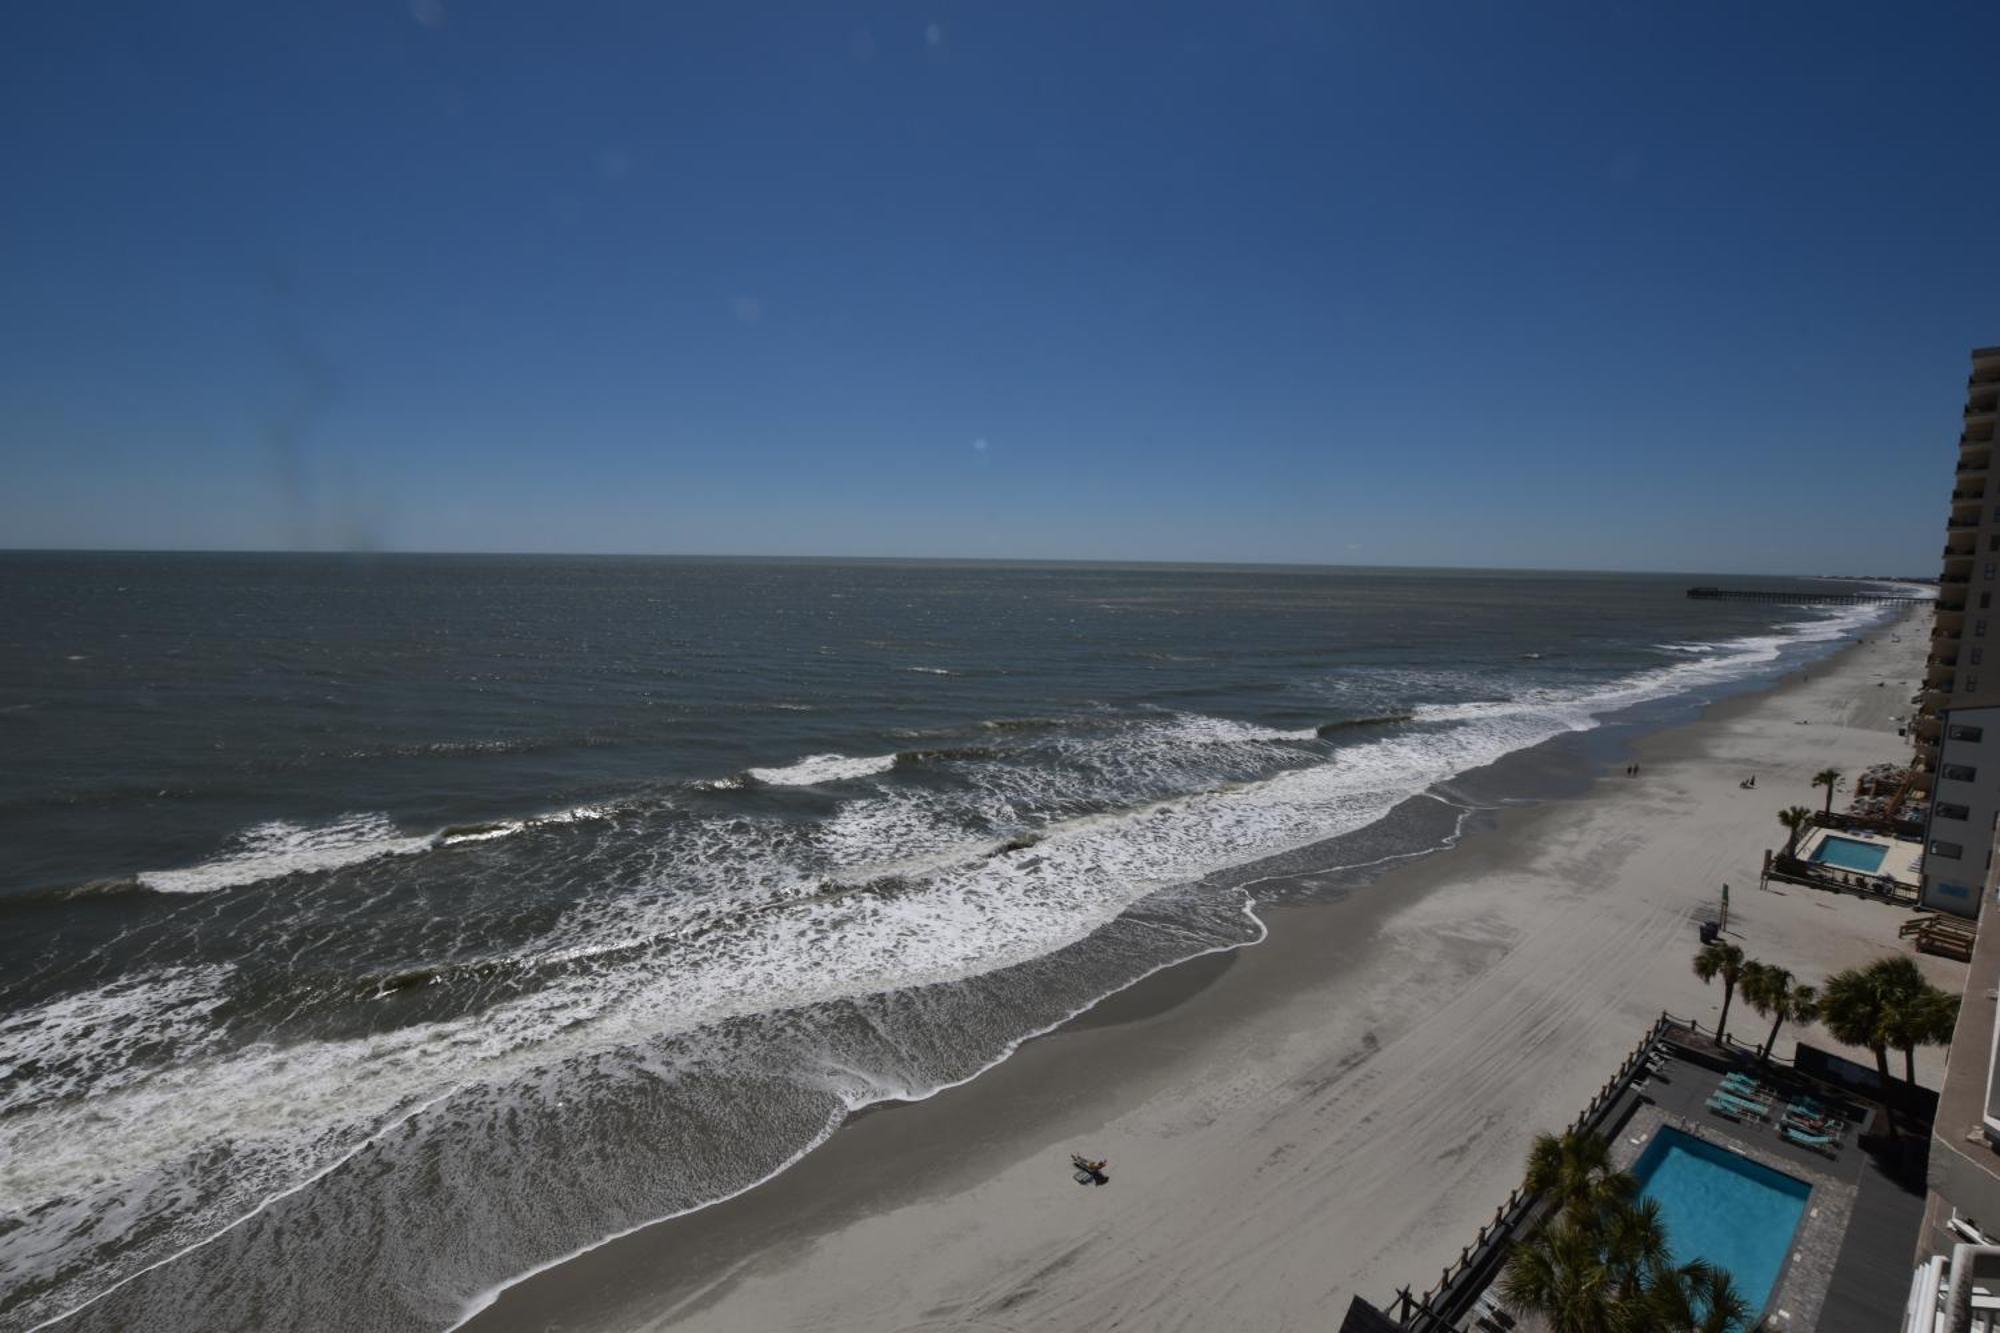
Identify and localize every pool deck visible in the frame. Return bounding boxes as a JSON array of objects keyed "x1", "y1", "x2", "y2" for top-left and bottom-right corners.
[
  {"x1": 1794, "y1": 826, "x2": 1924, "y2": 893},
  {"x1": 1343, "y1": 1022, "x2": 1934, "y2": 1333},
  {"x1": 1627, "y1": 1045, "x2": 1929, "y2": 1333}
]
